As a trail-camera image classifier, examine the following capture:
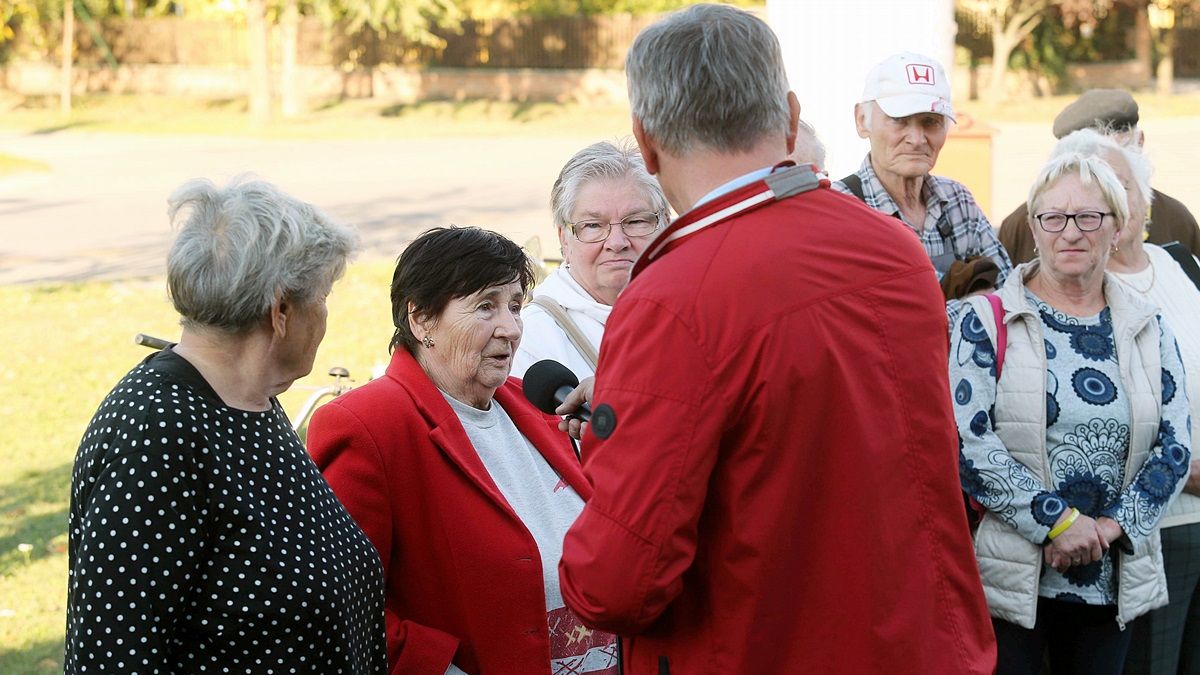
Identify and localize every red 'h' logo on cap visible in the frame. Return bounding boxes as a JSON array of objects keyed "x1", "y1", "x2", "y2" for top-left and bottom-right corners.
[{"x1": 907, "y1": 64, "x2": 935, "y2": 85}]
